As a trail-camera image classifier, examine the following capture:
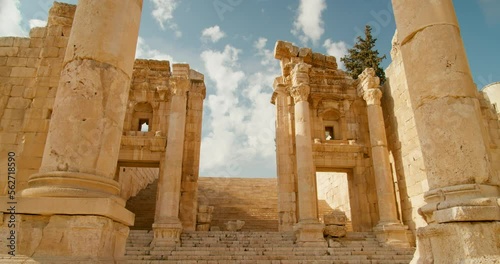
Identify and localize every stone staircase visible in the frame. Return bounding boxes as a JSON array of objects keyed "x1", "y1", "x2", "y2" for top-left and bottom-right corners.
[
  {"x1": 198, "y1": 177, "x2": 279, "y2": 231},
  {"x1": 121, "y1": 230, "x2": 415, "y2": 263}
]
